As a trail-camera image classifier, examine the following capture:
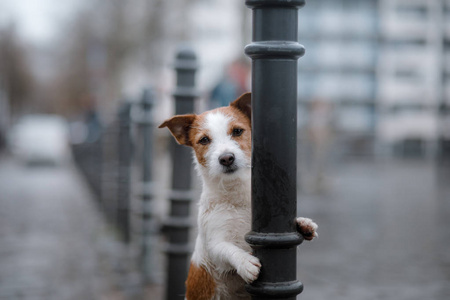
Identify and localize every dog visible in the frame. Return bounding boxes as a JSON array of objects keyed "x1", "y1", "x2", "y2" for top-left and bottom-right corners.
[{"x1": 159, "y1": 92, "x2": 318, "y2": 299}]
